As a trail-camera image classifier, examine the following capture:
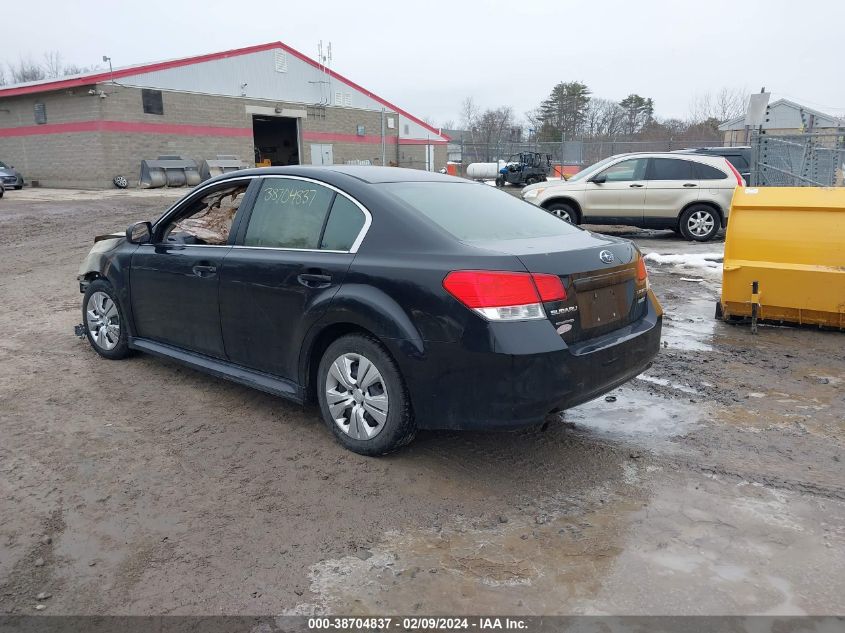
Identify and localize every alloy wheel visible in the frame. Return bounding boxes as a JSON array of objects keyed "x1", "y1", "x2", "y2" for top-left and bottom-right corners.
[
  {"x1": 86, "y1": 291, "x2": 121, "y2": 351},
  {"x1": 550, "y1": 208, "x2": 572, "y2": 223},
  {"x1": 325, "y1": 353, "x2": 389, "y2": 440},
  {"x1": 687, "y1": 210, "x2": 715, "y2": 237}
]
